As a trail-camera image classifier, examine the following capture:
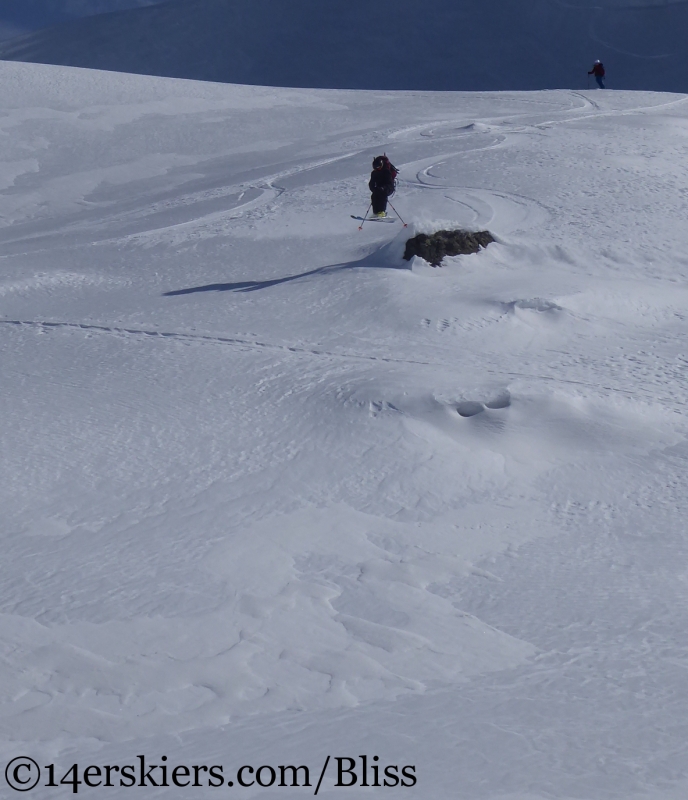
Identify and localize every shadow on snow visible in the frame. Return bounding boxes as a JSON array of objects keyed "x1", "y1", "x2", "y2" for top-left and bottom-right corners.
[{"x1": 163, "y1": 251, "x2": 403, "y2": 296}]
